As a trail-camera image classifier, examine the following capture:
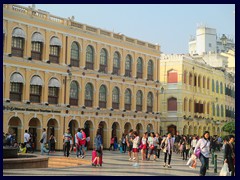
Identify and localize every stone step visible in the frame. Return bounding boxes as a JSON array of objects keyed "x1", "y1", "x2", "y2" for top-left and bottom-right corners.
[
  {"x1": 48, "y1": 161, "x2": 80, "y2": 167},
  {"x1": 48, "y1": 156, "x2": 91, "y2": 168}
]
